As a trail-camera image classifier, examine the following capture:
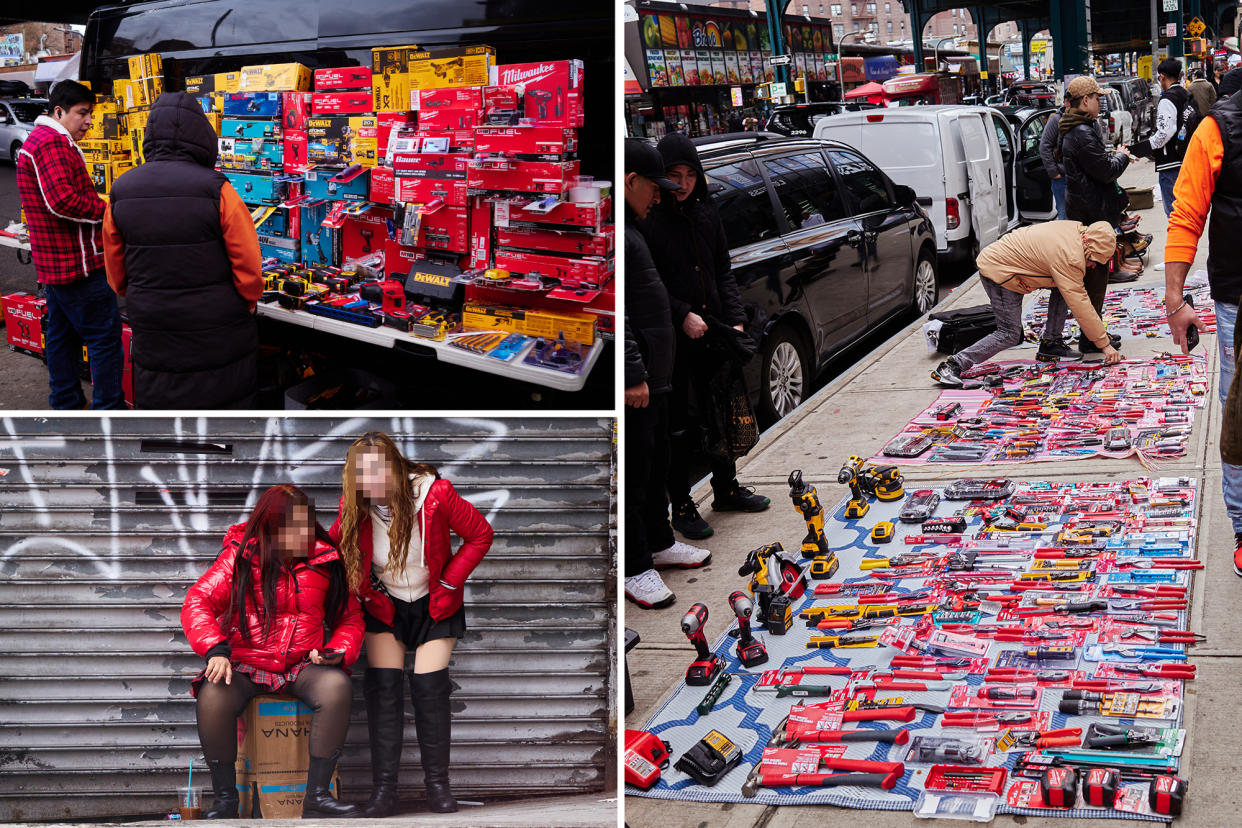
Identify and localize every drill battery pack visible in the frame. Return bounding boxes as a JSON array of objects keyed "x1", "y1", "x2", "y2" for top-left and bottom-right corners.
[{"x1": 674, "y1": 730, "x2": 742, "y2": 787}]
